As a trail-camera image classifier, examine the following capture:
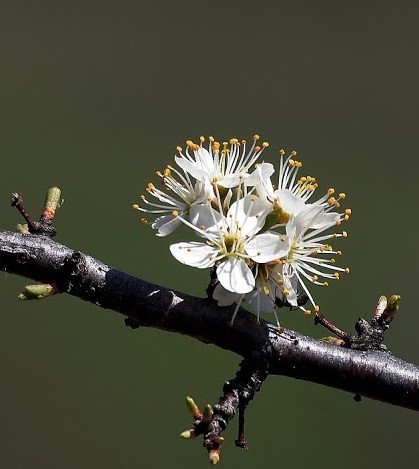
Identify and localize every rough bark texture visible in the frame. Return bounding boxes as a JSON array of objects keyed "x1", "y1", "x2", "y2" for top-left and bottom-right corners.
[{"x1": 1, "y1": 229, "x2": 418, "y2": 411}]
